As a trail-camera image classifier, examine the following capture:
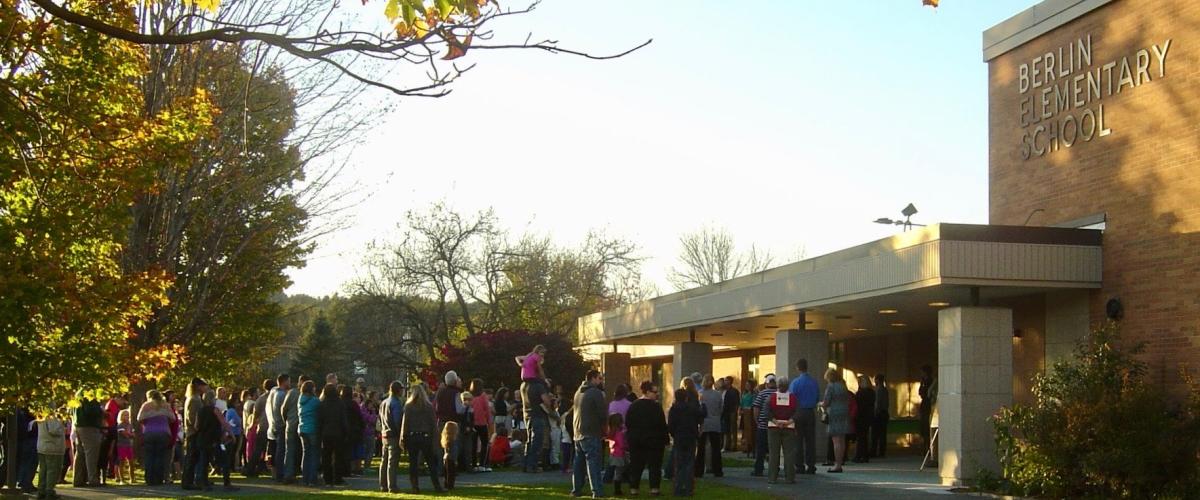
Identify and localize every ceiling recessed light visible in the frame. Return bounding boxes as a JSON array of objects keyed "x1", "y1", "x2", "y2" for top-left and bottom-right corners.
[
  {"x1": 835, "y1": 315, "x2": 852, "y2": 320},
  {"x1": 736, "y1": 329, "x2": 750, "y2": 334},
  {"x1": 852, "y1": 327, "x2": 868, "y2": 332},
  {"x1": 929, "y1": 302, "x2": 951, "y2": 307},
  {"x1": 711, "y1": 333, "x2": 724, "y2": 337},
  {"x1": 890, "y1": 322, "x2": 907, "y2": 327},
  {"x1": 761, "y1": 337, "x2": 772, "y2": 341},
  {"x1": 764, "y1": 325, "x2": 779, "y2": 329},
  {"x1": 879, "y1": 309, "x2": 898, "y2": 314}
]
